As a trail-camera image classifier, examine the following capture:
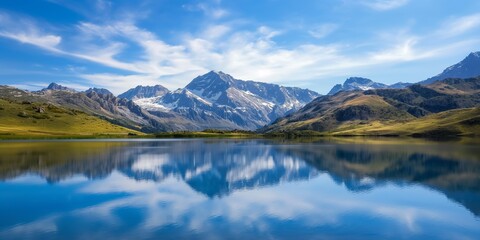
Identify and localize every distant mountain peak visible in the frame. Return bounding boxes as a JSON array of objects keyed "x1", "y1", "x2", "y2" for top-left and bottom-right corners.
[
  {"x1": 132, "y1": 70, "x2": 320, "y2": 130},
  {"x1": 199, "y1": 70, "x2": 235, "y2": 83},
  {"x1": 467, "y1": 51, "x2": 480, "y2": 59},
  {"x1": 44, "y1": 83, "x2": 76, "y2": 92},
  {"x1": 185, "y1": 70, "x2": 236, "y2": 98},
  {"x1": 118, "y1": 84, "x2": 169, "y2": 100},
  {"x1": 328, "y1": 84, "x2": 343, "y2": 95},
  {"x1": 85, "y1": 88, "x2": 113, "y2": 96},
  {"x1": 328, "y1": 77, "x2": 387, "y2": 95},
  {"x1": 344, "y1": 77, "x2": 374, "y2": 85},
  {"x1": 421, "y1": 51, "x2": 480, "y2": 84},
  {"x1": 207, "y1": 70, "x2": 227, "y2": 75}
]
